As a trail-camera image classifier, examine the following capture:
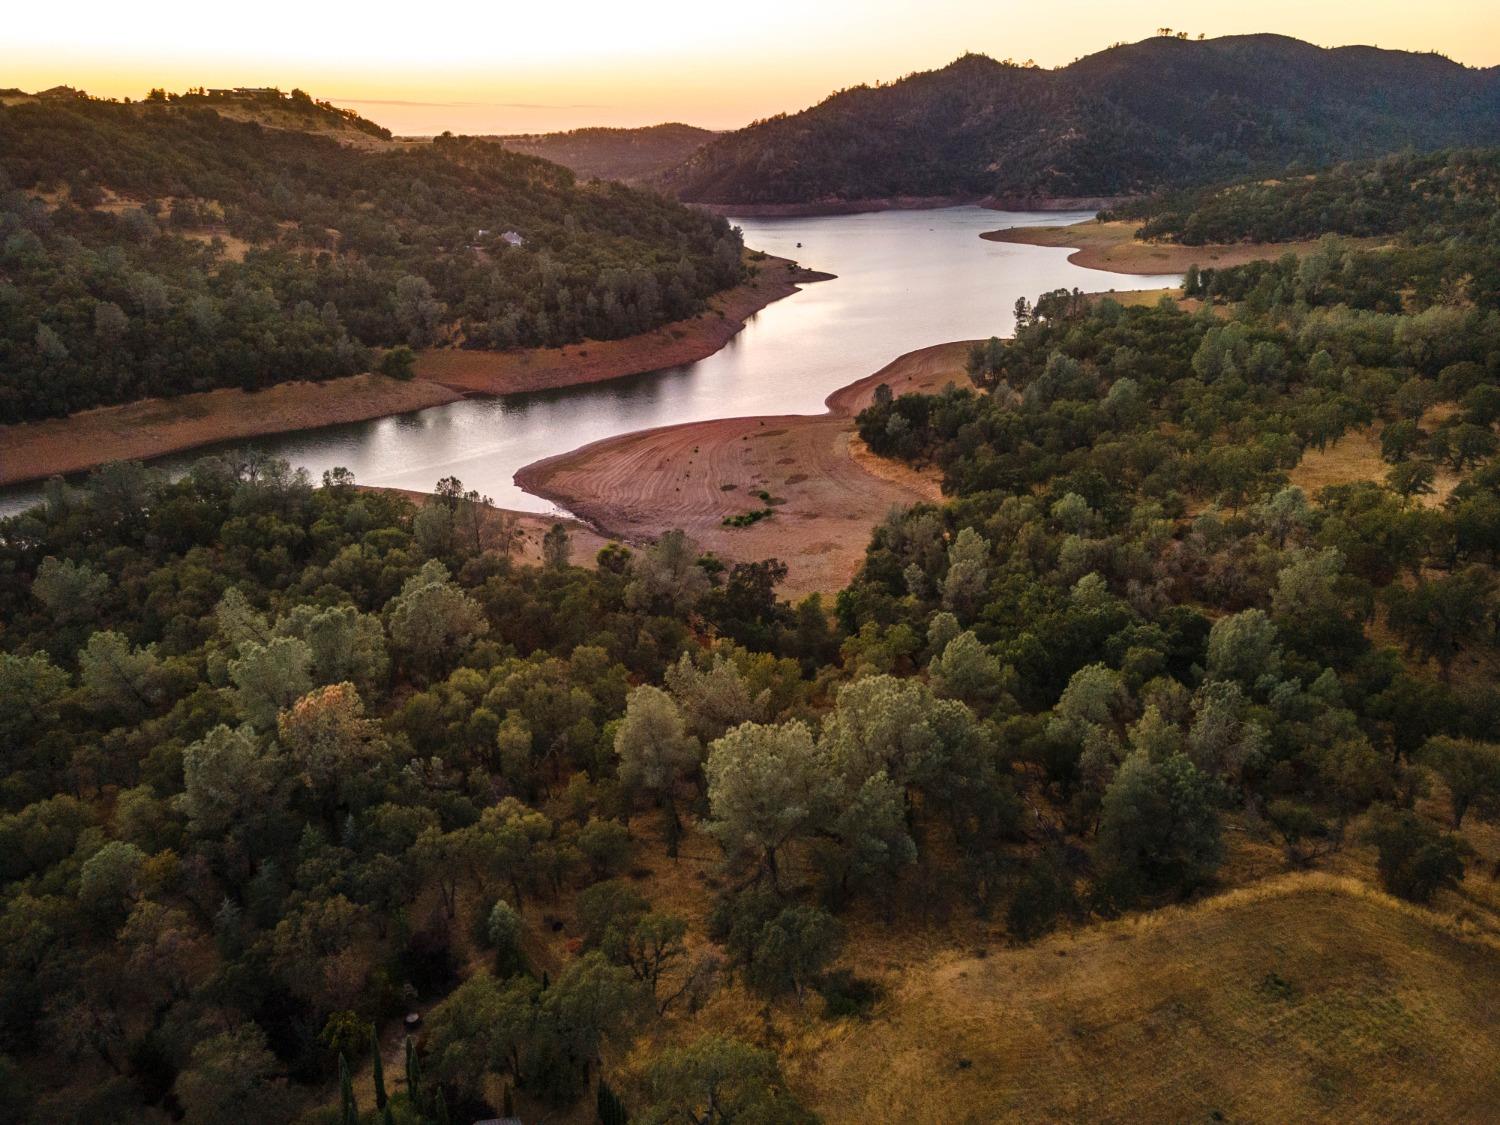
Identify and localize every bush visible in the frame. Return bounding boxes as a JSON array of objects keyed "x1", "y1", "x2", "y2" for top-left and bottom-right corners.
[
  {"x1": 1363, "y1": 806, "x2": 1470, "y2": 903},
  {"x1": 378, "y1": 345, "x2": 417, "y2": 381}
]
